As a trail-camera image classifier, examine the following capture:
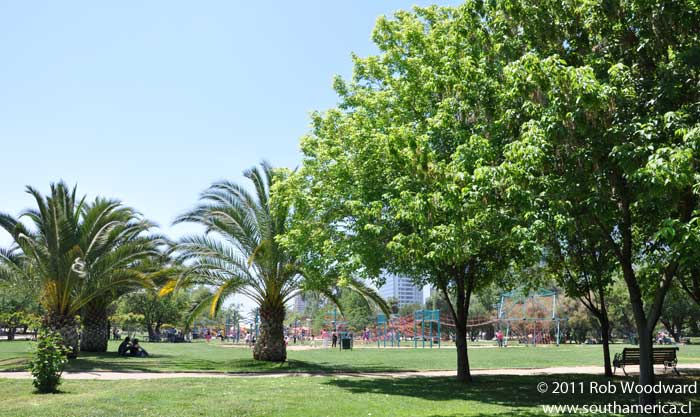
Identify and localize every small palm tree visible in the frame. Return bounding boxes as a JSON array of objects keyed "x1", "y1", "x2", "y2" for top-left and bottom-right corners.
[
  {"x1": 0, "y1": 182, "x2": 160, "y2": 357},
  {"x1": 168, "y1": 162, "x2": 388, "y2": 361}
]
